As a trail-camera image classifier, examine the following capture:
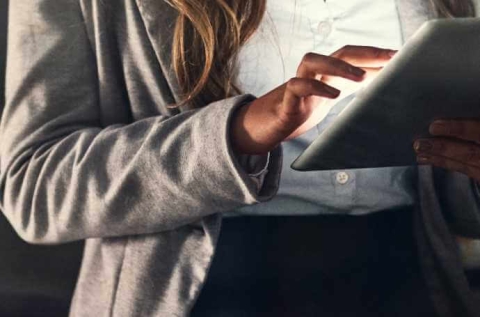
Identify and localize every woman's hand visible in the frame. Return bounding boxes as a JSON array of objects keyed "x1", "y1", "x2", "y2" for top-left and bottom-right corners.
[
  {"x1": 230, "y1": 45, "x2": 396, "y2": 155},
  {"x1": 415, "y1": 119, "x2": 480, "y2": 181}
]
